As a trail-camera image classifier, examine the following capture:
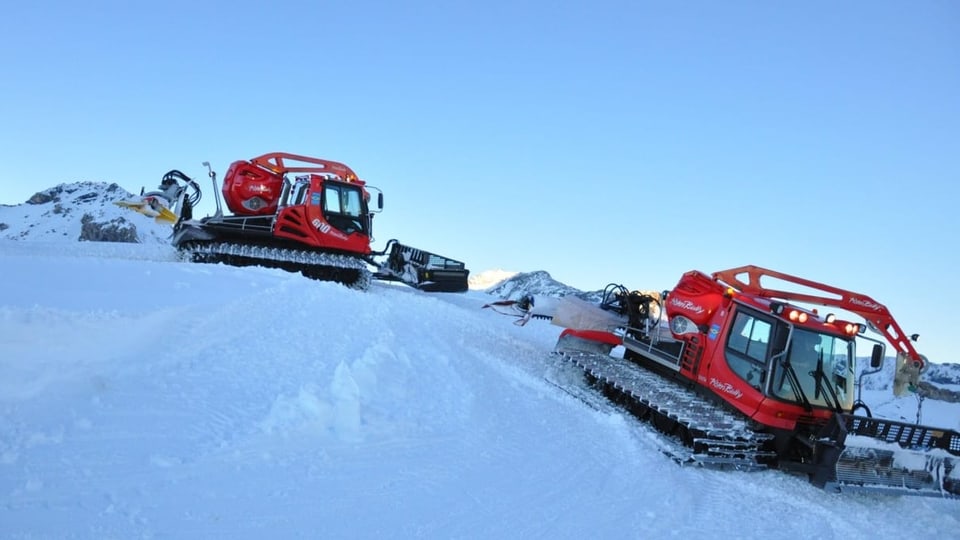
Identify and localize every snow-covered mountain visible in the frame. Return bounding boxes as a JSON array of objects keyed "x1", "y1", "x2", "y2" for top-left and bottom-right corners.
[
  {"x1": 484, "y1": 269, "x2": 605, "y2": 303},
  {"x1": 0, "y1": 181, "x2": 171, "y2": 244},
  {"x1": 467, "y1": 268, "x2": 518, "y2": 290}
]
